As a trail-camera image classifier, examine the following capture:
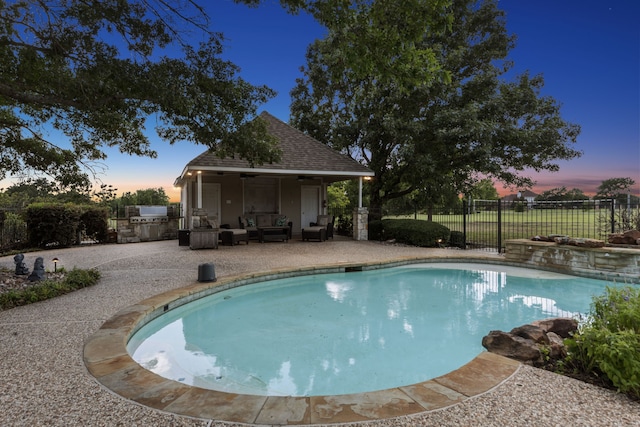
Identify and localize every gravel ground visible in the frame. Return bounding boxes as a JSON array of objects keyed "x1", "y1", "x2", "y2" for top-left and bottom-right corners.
[{"x1": 0, "y1": 238, "x2": 638, "y2": 427}]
